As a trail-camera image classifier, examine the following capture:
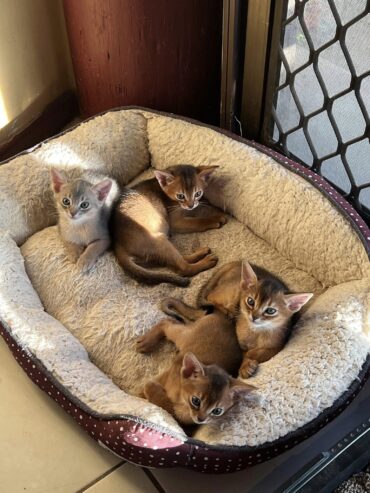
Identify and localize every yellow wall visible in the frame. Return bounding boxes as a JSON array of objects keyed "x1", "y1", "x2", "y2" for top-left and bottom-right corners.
[{"x1": 0, "y1": 0, "x2": 75, "y2": 143}]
